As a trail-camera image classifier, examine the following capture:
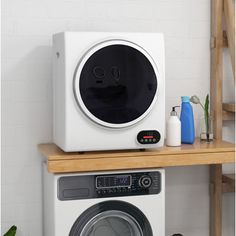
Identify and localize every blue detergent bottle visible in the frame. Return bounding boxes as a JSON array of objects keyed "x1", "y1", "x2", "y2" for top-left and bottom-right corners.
[{"x1": 180, "y1": 96, "x2": 195, "y2": 144}]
